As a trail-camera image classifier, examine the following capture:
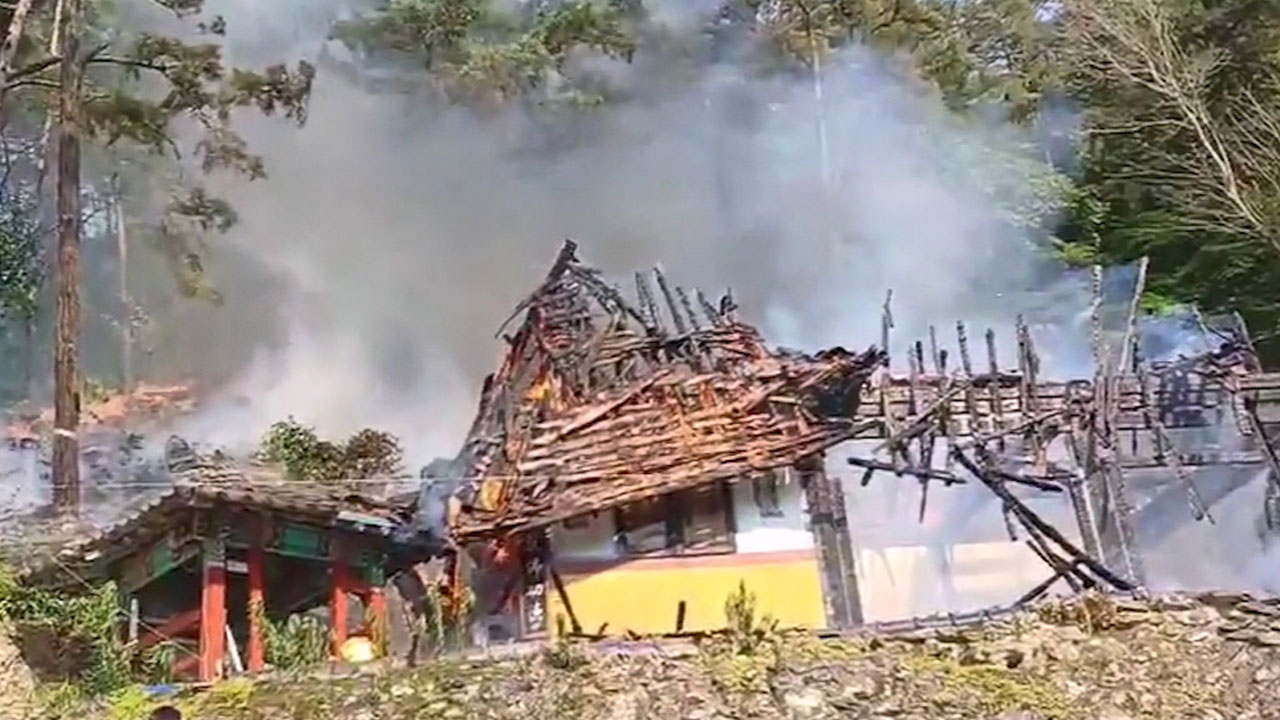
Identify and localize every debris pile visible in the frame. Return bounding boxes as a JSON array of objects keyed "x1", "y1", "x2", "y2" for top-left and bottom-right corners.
[{"x1": 449, "y1": 240, "x2": 884, "y2": 539}]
